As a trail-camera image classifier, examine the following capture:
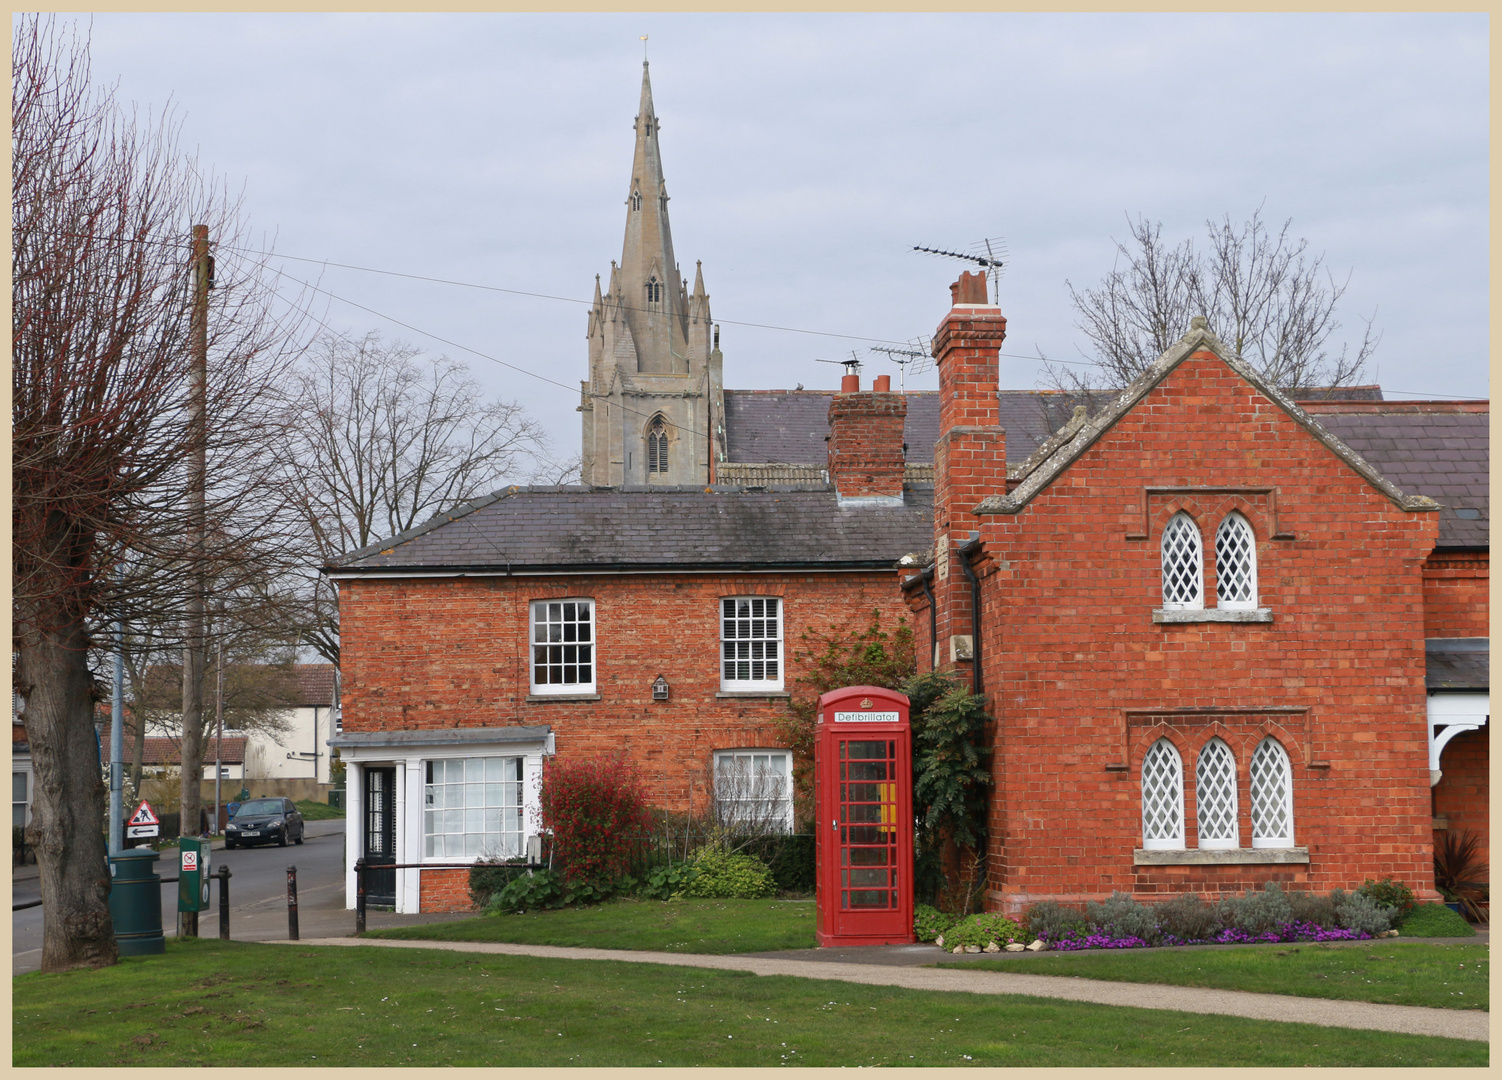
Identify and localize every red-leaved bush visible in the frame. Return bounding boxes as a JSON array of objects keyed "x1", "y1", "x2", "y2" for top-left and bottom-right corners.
[{"x1": 538, "y1": 752, "x2": 652, "y2": 886}]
